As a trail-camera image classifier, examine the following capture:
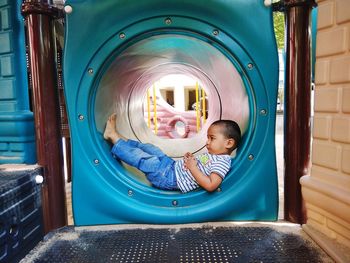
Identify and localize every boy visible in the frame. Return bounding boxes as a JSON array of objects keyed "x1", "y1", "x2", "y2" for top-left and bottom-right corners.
[{"x1": 104, "y1": 114, "x2": 241, "y2": 193}]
